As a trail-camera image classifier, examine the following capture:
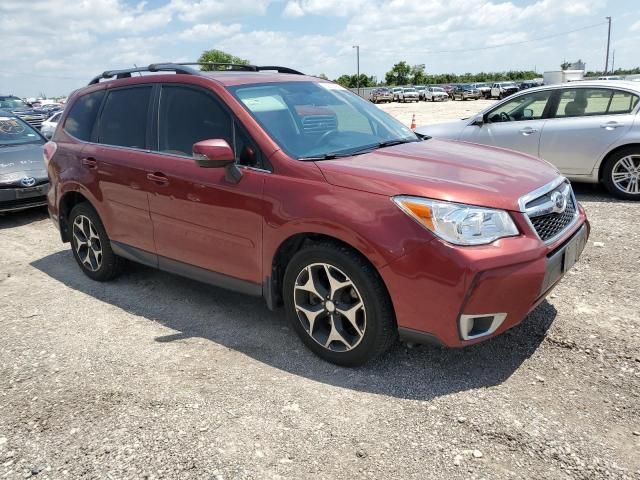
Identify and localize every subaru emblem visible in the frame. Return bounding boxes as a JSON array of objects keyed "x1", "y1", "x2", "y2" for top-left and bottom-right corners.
[
  {"x1": 550, "y1": 191, "x2": 567, "y2": 213},
  {"x1": 20, "y1": 177, "x2": 36, "y2": 187}
]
